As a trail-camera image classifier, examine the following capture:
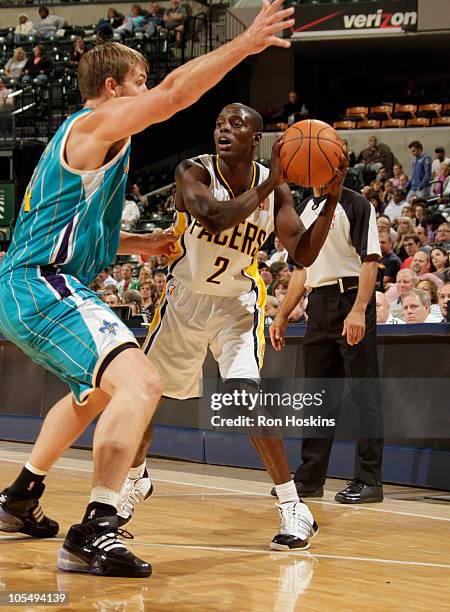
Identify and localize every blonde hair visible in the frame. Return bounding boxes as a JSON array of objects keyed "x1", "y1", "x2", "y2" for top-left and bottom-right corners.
[
  {"x1": 77, "y1": 42, "x2": 149, "y2": 100},
  {"x1": 14, "y1": 47, "x2": 26, "y2": 60}
]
